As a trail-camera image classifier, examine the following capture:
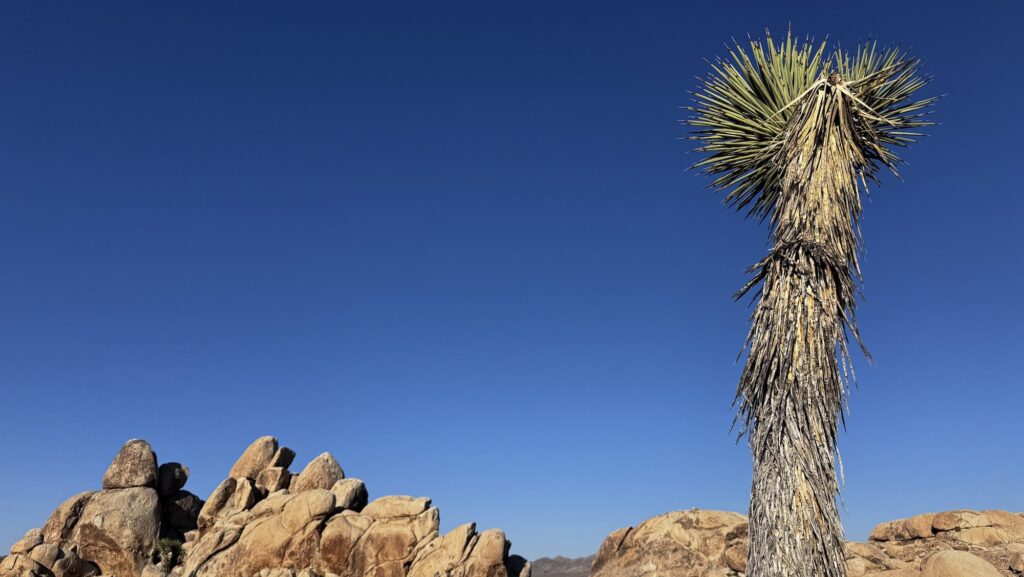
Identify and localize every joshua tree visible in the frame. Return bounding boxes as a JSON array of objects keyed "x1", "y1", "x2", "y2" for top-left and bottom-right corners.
[{"x1": 689, "y1": 32, "x2": 934, "y2": 577}]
